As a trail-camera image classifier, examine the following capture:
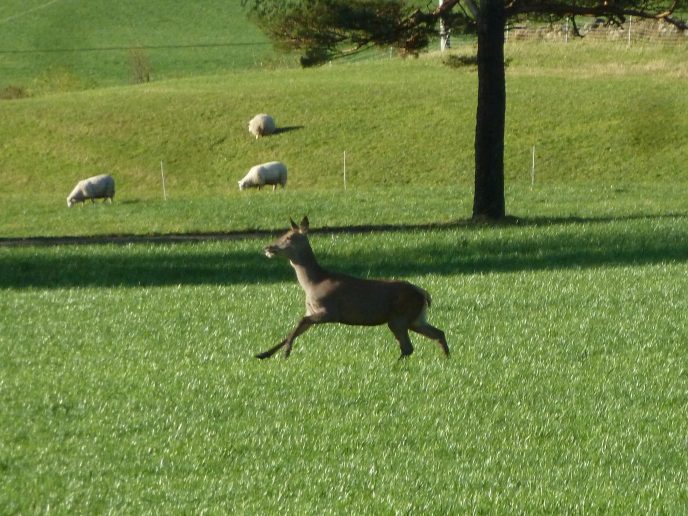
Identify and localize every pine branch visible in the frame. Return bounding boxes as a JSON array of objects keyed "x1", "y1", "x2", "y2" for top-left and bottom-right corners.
[{"x1": 507, "y1": 0, "x2": 687, "y2": 30}]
